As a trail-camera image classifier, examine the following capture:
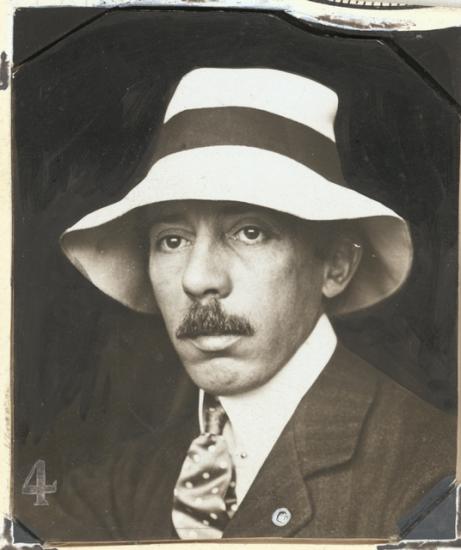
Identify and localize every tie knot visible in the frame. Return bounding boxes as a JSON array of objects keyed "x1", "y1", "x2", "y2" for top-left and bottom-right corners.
[{"x1": 204, "y1": 397, "x2": 228, "y2": 435}]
